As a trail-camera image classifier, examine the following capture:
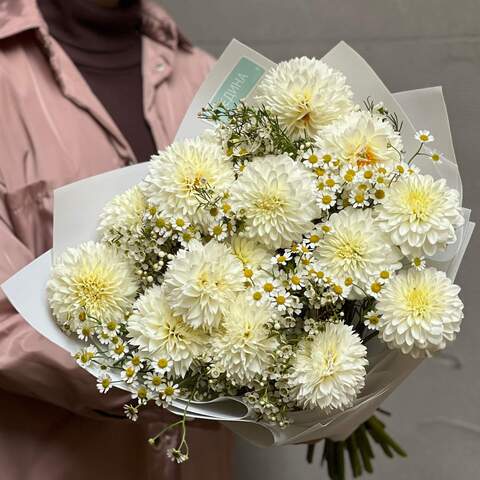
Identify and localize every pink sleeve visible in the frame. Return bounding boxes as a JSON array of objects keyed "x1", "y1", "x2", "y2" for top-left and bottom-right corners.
[
  {"x1": 0, "y1": 70, "x2": 130, "y2": 419},
  {"x1": 0, "y1": 182, "x2": 136, "y2": 418}
]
